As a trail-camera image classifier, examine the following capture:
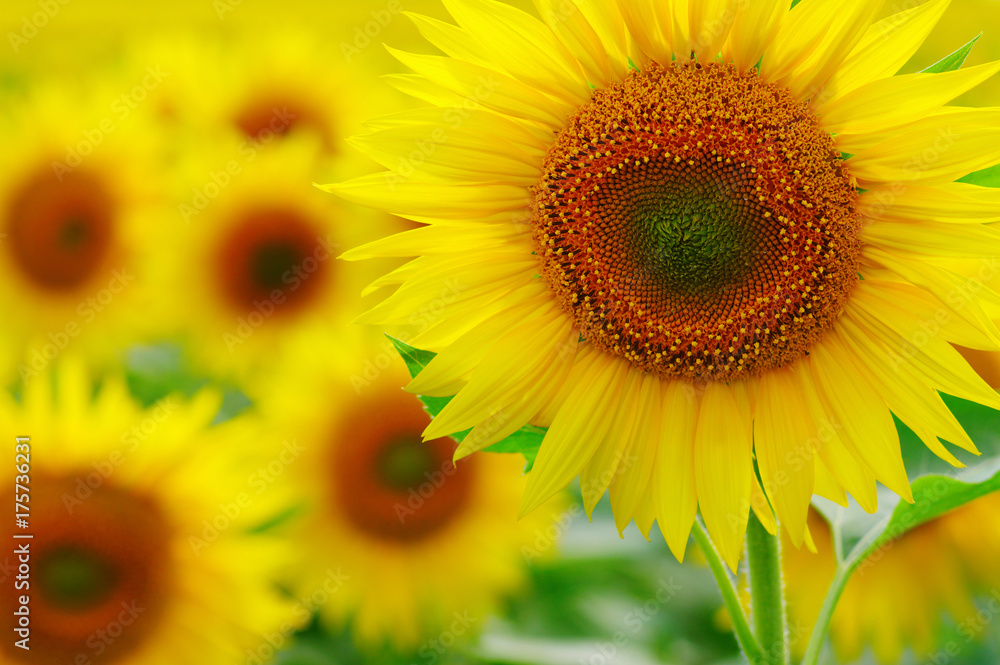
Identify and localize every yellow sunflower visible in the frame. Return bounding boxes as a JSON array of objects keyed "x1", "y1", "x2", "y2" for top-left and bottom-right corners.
[
  {"x1": 332, "y1": 0, "x2": 1000, "y2": 569},
  {"x1": 152, "y1": 136, "x2": 403, "y2": 381},
  {"x1": 0, "y1": 359, "x2": 299, "y2": 665},
  {"x1": 128, "y1": 26, "x2": 403, "y2": 180},
  {"x1": 0, "y1": 81, "x2": 164, "y2": 384},
  {"x1": 779, "y1": 498, "x2": 1000, "y2": 663},
  {"x1": 257, "y1": 339, "x2": 568, "y2": 650}
]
